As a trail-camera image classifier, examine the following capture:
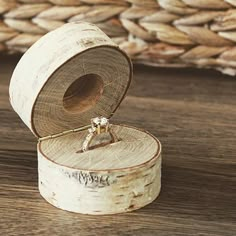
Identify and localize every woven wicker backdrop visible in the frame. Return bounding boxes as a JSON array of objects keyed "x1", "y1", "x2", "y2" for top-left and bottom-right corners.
[{"x1": 1, "y1": 0, "x2": 236, "y2": 75}]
